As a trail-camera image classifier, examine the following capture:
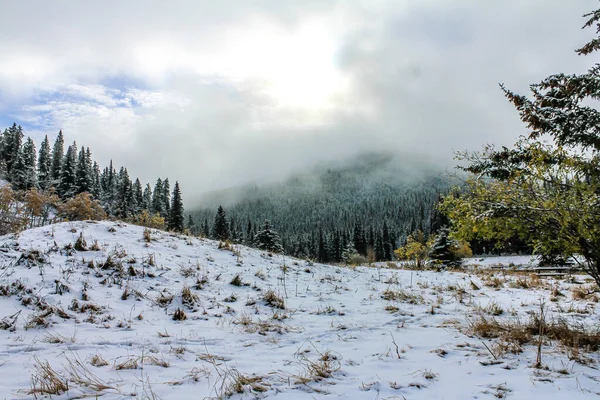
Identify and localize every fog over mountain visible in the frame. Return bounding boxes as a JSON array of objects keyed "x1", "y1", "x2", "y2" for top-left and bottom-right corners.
[{"x1": 0, "y1": 0, "x2": 596, "y2": 202}]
